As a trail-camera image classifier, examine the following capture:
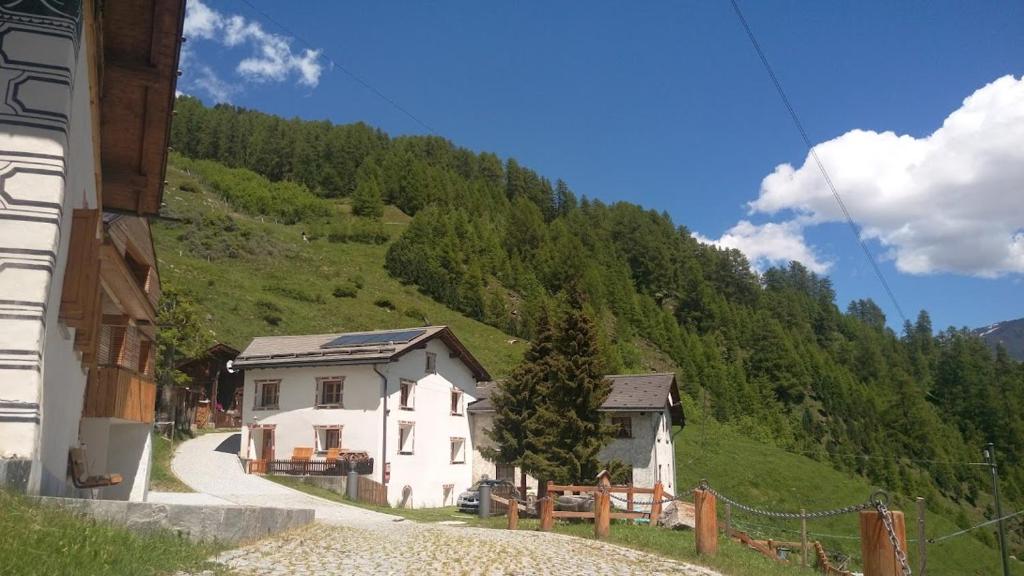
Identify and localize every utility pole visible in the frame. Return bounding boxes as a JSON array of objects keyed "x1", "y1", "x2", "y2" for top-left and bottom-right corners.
[{"x1": 984, "y1": 443, "x2": 1011, "y2": 576}]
